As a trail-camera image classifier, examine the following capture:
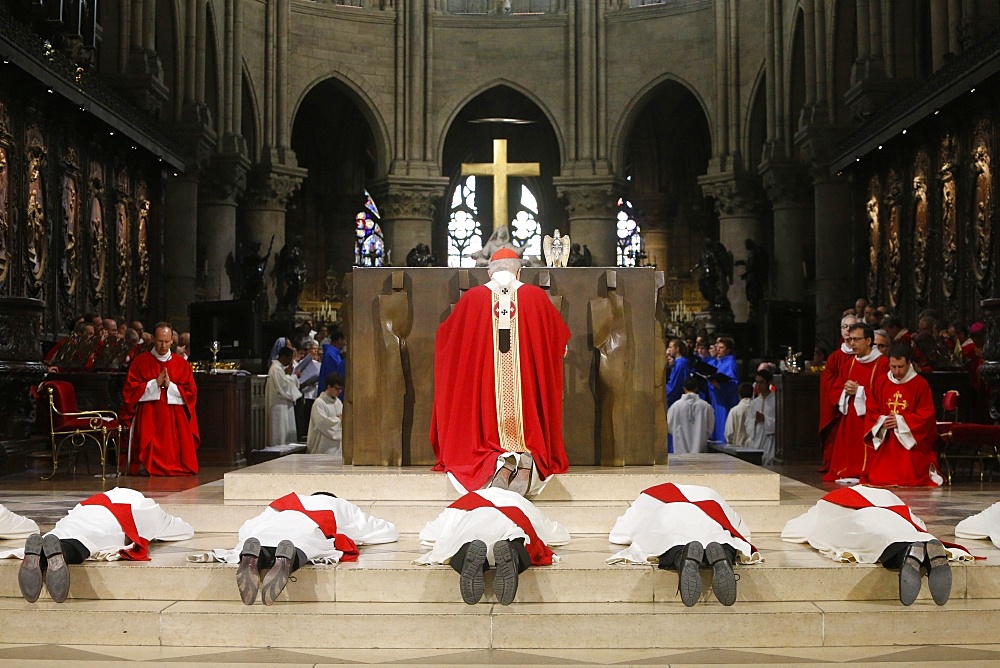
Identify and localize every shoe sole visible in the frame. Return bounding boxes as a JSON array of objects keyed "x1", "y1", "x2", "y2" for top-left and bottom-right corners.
[
  {"x1": 459, "y1": 540, "x2": 487, "y2": 605},
  {"x1": 678, "y1": 541, "x2": 704, "y2": 607},
  {"x1": 261, "y1": 540, "x2": 295, "y2": 606},
  {"x1": 899, "y1": 555, "x2": 923, "y2": 606},
  {"x1": 925, "y1": 540, "x2": 952, "y2": 606},
  {"x1": 493, "y1": 540, "x2": 519, "y2": 605},
  {"x1": 706, "y1": 542, "x2": 737, "y2": 606},
  {"x1": 507, "y1": 469, "x2": 531, "y2": 496},
  {"x1": 18, "y1": 534, "x2": 43, "y2": 603},
  {"x1": 236, "y1": 538, "x2": 262, "y2": 606},
  {"x1": 42, "y1": 534, "x2": 70, "y2": 603}
]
